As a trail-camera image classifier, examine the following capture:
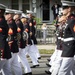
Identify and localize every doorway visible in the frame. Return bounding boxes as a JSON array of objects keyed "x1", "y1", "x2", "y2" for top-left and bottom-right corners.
[{"x1": 42, "y1": 0, "x2": 50, "y2": 21}]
